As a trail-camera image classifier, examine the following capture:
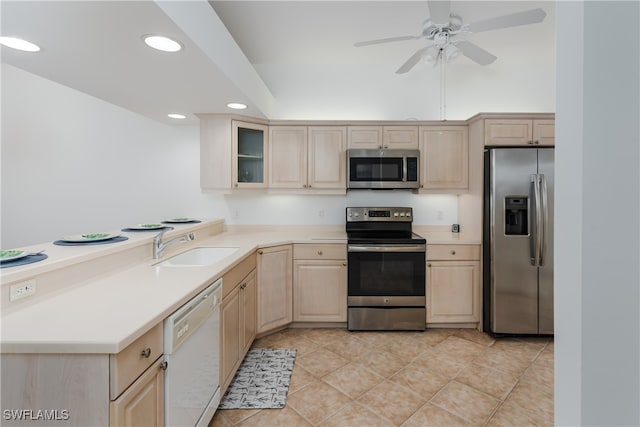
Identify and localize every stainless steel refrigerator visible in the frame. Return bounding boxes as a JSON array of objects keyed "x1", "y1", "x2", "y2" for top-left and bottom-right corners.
[{"x1": 483, "y1": 147, "x2": 554, "y2": 335}]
